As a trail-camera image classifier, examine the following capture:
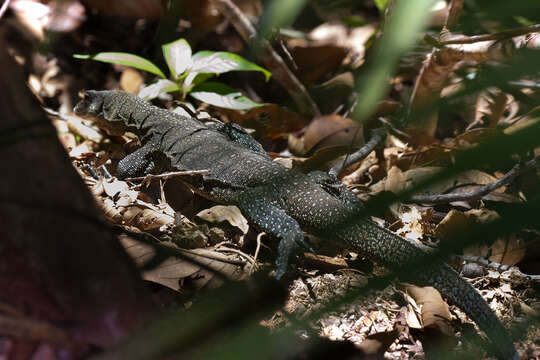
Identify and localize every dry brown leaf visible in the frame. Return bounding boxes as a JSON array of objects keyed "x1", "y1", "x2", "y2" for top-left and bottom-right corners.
[
  {"x1": 303, "y1": 115, "x2": 364, "y2": 156},
  {"x1": 308, "y1": 23, "x2": 375, "y2": 66},
  {"x1": 102, "y1": 178, "x2": 130, "y2": 197},
  {"x1": 309, "y1": 72, "x2": 355, "y2": 114},
  {"x1": 120, "y1": 237, "x2": 248, "y2": 292},
  {"x1": 223, "y1": 104, "x2": 309, "y2": 140},
  {"x1": 196, "y1": 205, "x2": 249, "y2": 235},
  {"x1": 294, "y1": 145, "x2": 354, "y2": 173},
  {"x1": 122, "y1": 207, "x2": 175, "y2": 231},
  {"x1": 489, "y1": 234, "x2": 526, "y2": 266},
  {"x1": 92, "y1": 178, "x2": 176, "y2": 231},
  {"x1": 402, "y1": 284, "x2": 456, "y2": 351},
  {"x1": 68, "y1": 140, "x2": 95, "y2": 158},
  {"x1": 377, "y1": 165, "x2": 407, "y2": 194},
  {"x1": 374, "y1": 165, "x2": 512, "y2": 206},
  {"x1": 67, "y1": 115, "x2": 103, "y2": 142},
  {"x1": 472, "y1": 88, "x2": 518, "y2": 129},
  {"x1": 434, "y1": 208, "x2": 498, "y2": 240},
  {"x1": 290, "y1": 45, "x2": 348, "y2": 86},
  {"x1": 434, "y1": 209, "x2": 524, "y2": 262}
]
